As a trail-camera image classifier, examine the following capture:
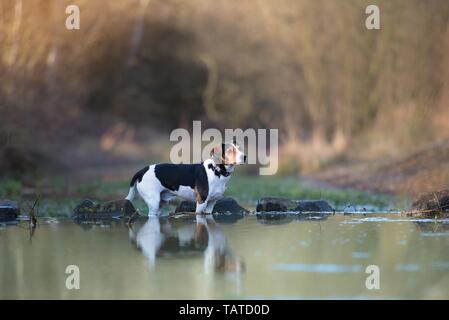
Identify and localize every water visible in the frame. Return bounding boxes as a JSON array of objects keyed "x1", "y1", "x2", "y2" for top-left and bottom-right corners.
[{"x1": 1, "y1": 213, "x2": 449, "y2": 299}]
